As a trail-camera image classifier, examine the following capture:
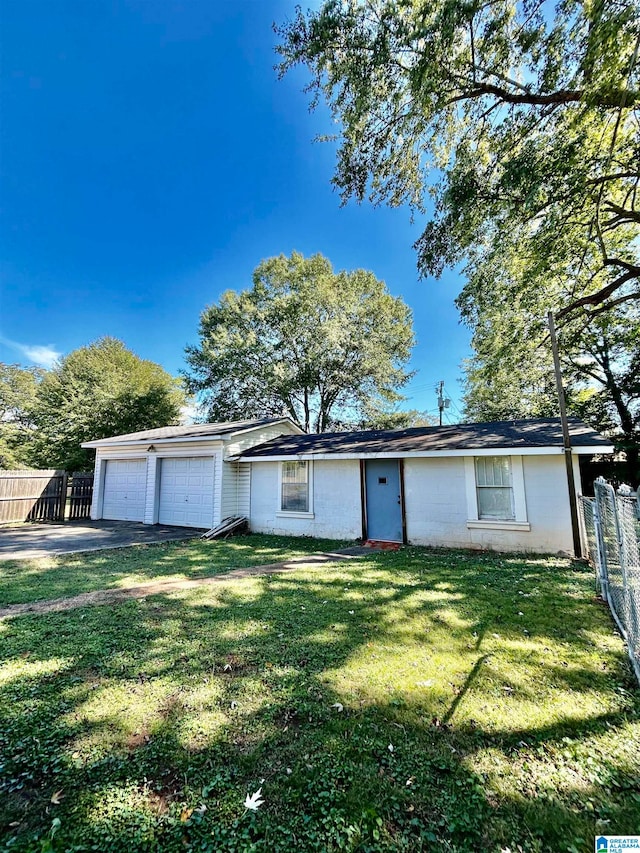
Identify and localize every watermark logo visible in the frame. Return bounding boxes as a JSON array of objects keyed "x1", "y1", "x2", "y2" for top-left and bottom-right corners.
[{"x1": 595, "y1": 838, "x2": 640, "y2": 853}]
